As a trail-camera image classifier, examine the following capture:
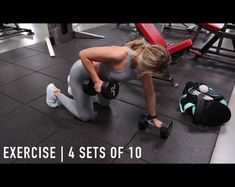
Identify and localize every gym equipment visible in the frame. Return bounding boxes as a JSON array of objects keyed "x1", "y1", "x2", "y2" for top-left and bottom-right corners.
[
  {"x1": 163, "y1": 23, "x2": 197, "y2": 33},
  {"x1": 135, "y1": 23, "x2": 193, "y2": 87},
  {"x1": 0, "y1": 23, "x2": 34, "y2": 40},
  {"x1": 138, "y1": 114, "x2": 173, "y2": 139},
  {"x1": 179, "y1": 81, "x2": 231, "y2": 126},
  {"x1": 82, "y1": 78, "x2": 119, "y2": 99},
  {"x1": 73, "y1": 24, "x2": 105, "y2": 39},
  {"x1": 45, "y1": 37, "x2": 55, "y2": 57},
  {"x1": 116, "y1": 23, "x2": 137, "y2": 31},
  {"x1": 191, "y1": 23, "x2": 235, "y2": 63},
  {"x1": 48, "y1": 24, "x2": 74, "y2": 45},
  {"x1": 135, "y1": 23, "x2": 193, "y2": 60}
]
